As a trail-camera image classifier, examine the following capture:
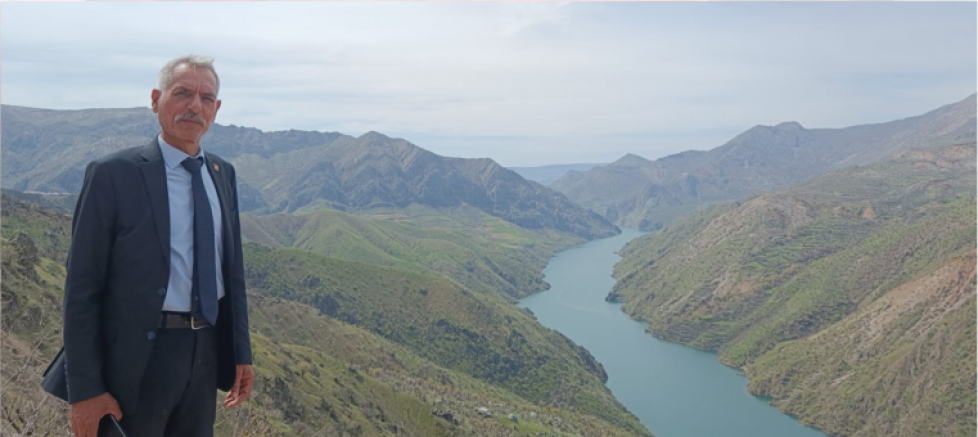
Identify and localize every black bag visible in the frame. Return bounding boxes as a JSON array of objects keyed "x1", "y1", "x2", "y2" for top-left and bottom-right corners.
[
  {"x1": 41, "y1": 348, "x2": 129, "y2": 436},
  {"x1": 40, "y1": 346, "x2": 69, "y2": 401}
]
